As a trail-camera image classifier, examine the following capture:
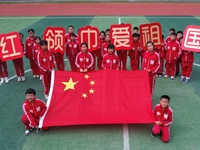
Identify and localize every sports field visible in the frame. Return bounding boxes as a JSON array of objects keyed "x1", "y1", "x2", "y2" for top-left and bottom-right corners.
[{"x1": 0, "y1": 16, "x2": 200, "y2": 150}]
